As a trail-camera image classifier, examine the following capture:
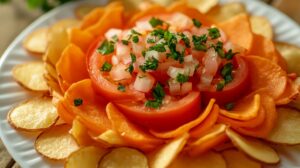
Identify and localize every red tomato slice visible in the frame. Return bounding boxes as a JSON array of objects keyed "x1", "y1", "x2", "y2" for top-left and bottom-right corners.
[
  {"x1": 115, "y1": 91, "x2": 201, "y2": 131},
  {"x1": 201, "y1": 56, "x2": 250, "y2": 105},
  {"x1": 87, "y1": 38, "x2": 145, "y2": 102}
]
